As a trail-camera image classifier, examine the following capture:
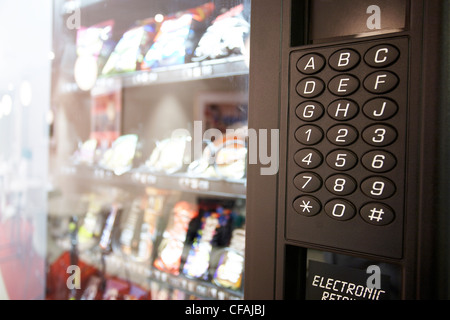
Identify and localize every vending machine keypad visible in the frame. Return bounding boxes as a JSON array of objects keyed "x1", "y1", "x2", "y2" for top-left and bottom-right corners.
[{"x1": 286, "y1": 37, "x2": 408, "y2": 258}]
